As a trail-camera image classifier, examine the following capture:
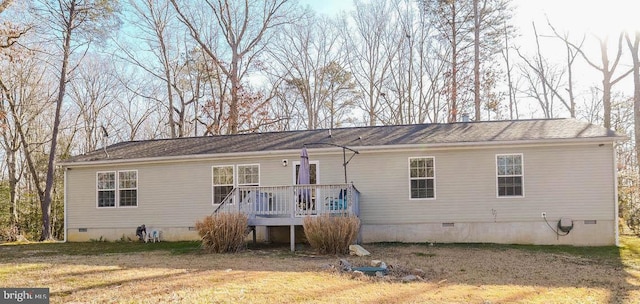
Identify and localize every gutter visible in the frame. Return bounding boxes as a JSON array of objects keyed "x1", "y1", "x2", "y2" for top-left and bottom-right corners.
[
  {"x1": 63, "y1": 168, "x2": 68, "y2": 242},
  {"x1": 58, "y1": 136, "x2": 625, "y2": 168},
  {"x1": 613, "y1": 142, "x2": 620, "y2": 246}
]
